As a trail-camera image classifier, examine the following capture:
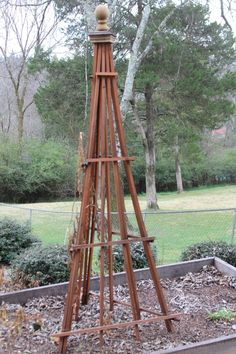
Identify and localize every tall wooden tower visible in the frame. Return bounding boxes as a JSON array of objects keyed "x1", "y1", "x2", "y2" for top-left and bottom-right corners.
[{"x1": 54, "y1": 5, "x2": 179, "y2": 353}]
